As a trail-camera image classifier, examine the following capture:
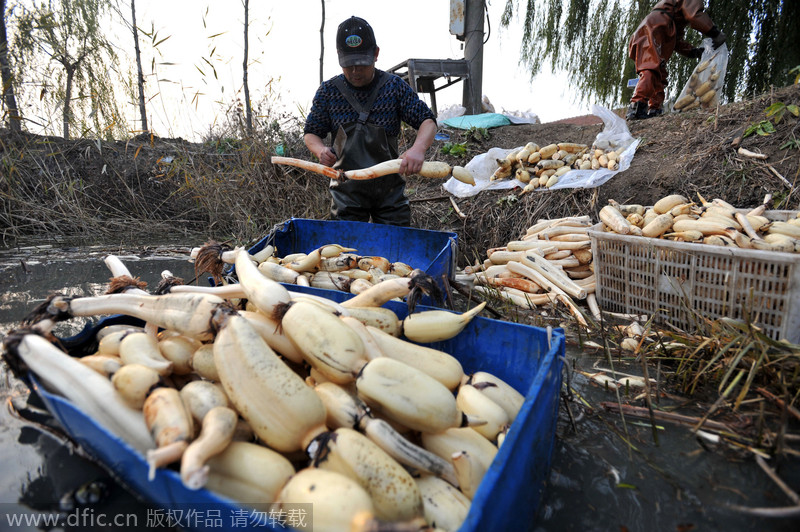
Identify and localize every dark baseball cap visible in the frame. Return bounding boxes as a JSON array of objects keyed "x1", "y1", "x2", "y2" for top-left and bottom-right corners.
[{"x1": 336, "y1": 16, "x2": 377, "y2": 67}]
